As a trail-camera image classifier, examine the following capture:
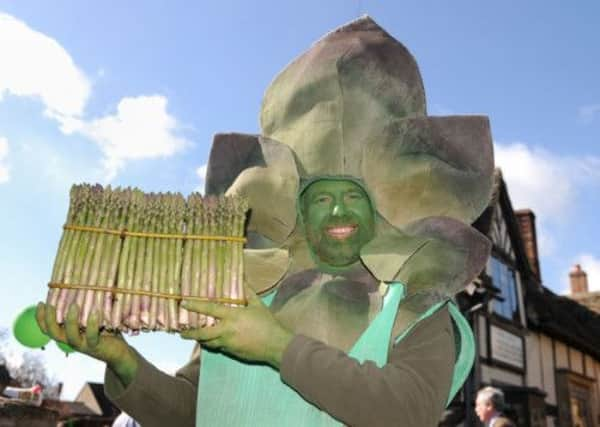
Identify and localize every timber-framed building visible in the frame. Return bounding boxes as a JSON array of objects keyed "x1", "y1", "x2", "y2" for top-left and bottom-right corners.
[{"x1": 443, "y1": 170, "x2": 600, "y2": 427}]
